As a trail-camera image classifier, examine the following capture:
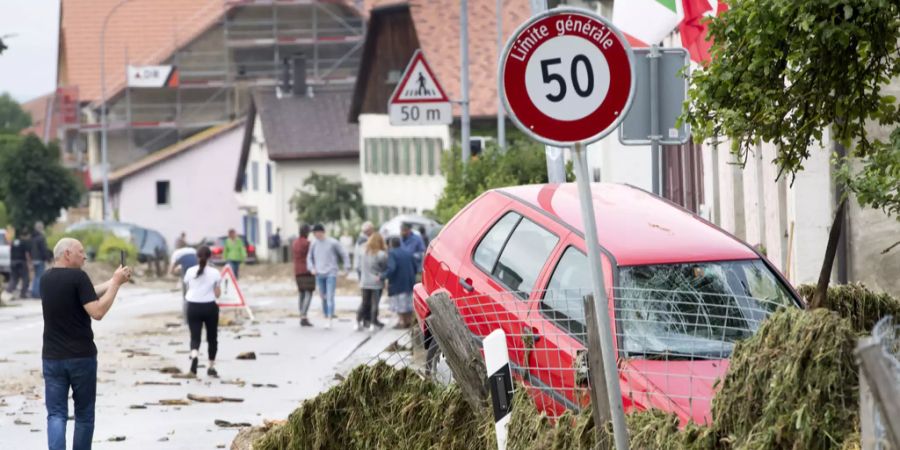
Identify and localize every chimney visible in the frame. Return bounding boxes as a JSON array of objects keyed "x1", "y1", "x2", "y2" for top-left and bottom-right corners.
[{"x1": 292, "y1": 54, "x2": 308, "y2": 98}]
